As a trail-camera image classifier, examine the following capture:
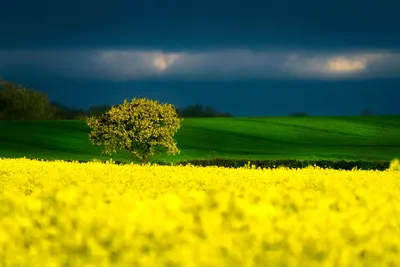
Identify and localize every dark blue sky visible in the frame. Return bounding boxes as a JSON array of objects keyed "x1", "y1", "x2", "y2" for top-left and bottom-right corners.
[{"x1": 1, "y1": 0, "x2": 399, "y2": 116}]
